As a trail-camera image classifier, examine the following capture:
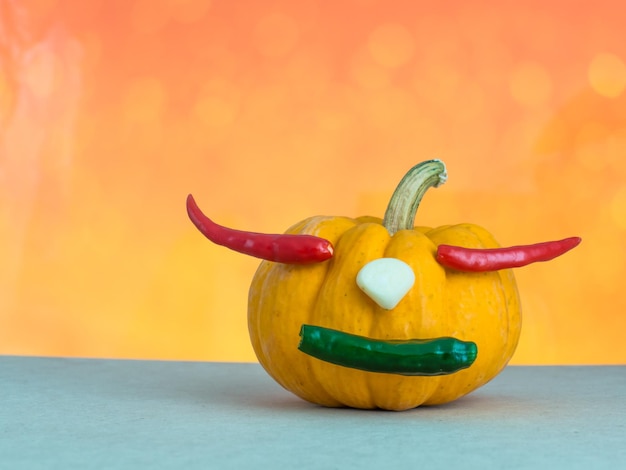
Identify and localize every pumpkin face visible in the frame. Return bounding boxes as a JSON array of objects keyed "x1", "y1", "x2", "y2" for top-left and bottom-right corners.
[
  {"x1": 248, "y1": 218, "x2": 521, "y2": 411},
  {"x1": 187, "y1": 159, "x2": 578, "y2": 411}
]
